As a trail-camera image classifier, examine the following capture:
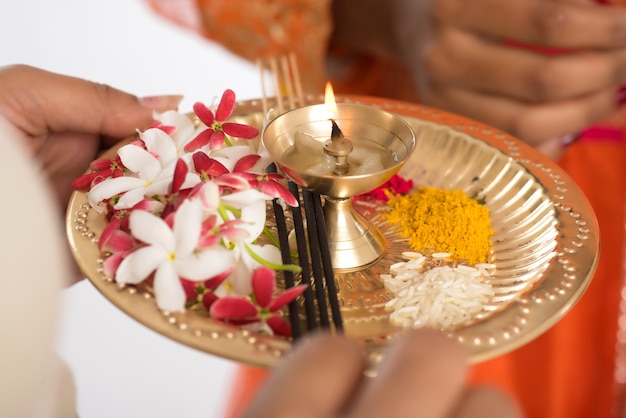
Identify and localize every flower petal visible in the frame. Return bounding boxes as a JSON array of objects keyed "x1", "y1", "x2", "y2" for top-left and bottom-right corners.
[
  {"x1": 258, "y1": 180, "x2": 299, "y2": 207},
  {"x1": 214, "y1": 174, "x2": 251, "y2": 190},
  {"x1": 114, "y1": 187, "x2": 151, "y2": 210},
  {"x1": 251, "y1": 266, "x2": 276, "y2": 308},
  {"x1": 193, "y1": 102, "x2": 215, "y2": 127},
  {"x1": 87, "y1": 176, "x2": 143, "y2": 211},
  {"x1": 205, "y1": 270, "x2": 232, "y2": 290},
  {"x1": 210, "y1": 296, "x2": 257, "y2": 321},
  {"x1": 212, "y1": 146, "x2": 256, "y2": 170},
  {"x1": 233, "y1": 154, "x2": 261, "y2": 173},
  {"x1": 153, "y1": 262, "x2": 187, "y2": 312},
  {"x1": 217, "y1": 223, "x2": 250, "y2": 242},
  {"x1": 171, "y1": 158, "x2": 188, "y2": 193},
  {"x1": 223, "y1": 122, "x2": 259, "y2": 139},
  {"x1": 139, "y1": 128, "x2": 178, "y2": 166},
  {"x1": 129, "y1": 210, "x2": 175, "y2": 249},
  {"x1": 202, "y1": 292, "x2": 219, "y2": 310},
  {"x1": 197, "y1": 181, "x2": 220, "y2": 212},
  {"x1": 181, "y1": 172, "x2": 202, "y2": 190},
  {"x1": 180, "y1": 278, "x2": 201, "y2": 301},
  {"x1": 71, "y1": 171, "x2": 101, "y2": 190},
  {"x1": 221, "y1": 189, "x2": 271, "y2": 208},
  {"x1": 266, "y1": 316, "x2": 291, "y2": 337},
  {"x1": 91, "y1": 157, "x2": 117, "y2": 171},
  {"x1": 223, "y1": 257, "x2": 253, "y2": 296},
  {"x1": 215, "y1": 89, "x2": 236, "y2": 122},
  {"x1": 154, "y1": 110, "x2": 196, "y2": 147},
  {"x1": 115, "y1": 246, "x2": 166, "y2": 284},
  {"x1": 239, "y1": 199, "x2": 268, "y2": 242},
  {"x1": 192, "y1": 152, "x2": 229, "y2": 176},
  {"x1": 173, "y1": 198, "x2": 202, "y2": 256},
  {"x1": 99, "y1": 218, "x2": 122, "y2": 251},
  {"x1": 209, "y1": 131, "x2": 226, "y2": 151},
  {"x1": 184, "y1": 128, "x2": 212, "y2": 152},
  {"x1": 176, "y1": 247, "x2": 234, "y2": 280},
  {"x1": 268, "y1": 285, "x2": 307, "y2": 312},
  {"x1": 118, "y1": 143, "x2": 162, "y2": 180},
  {"x1": 101, "y1": 229, "x2": 134, "y2": 253},
  {"x1": 102, "y1": 252, "x2": 125, "y2": 278}
]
